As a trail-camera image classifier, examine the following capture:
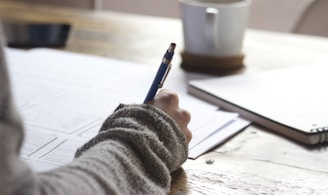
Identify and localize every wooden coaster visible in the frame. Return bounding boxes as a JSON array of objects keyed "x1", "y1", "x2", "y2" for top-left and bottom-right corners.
[{"x1": 181, "y1": 51, "x2": 245, "y2": 75}]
